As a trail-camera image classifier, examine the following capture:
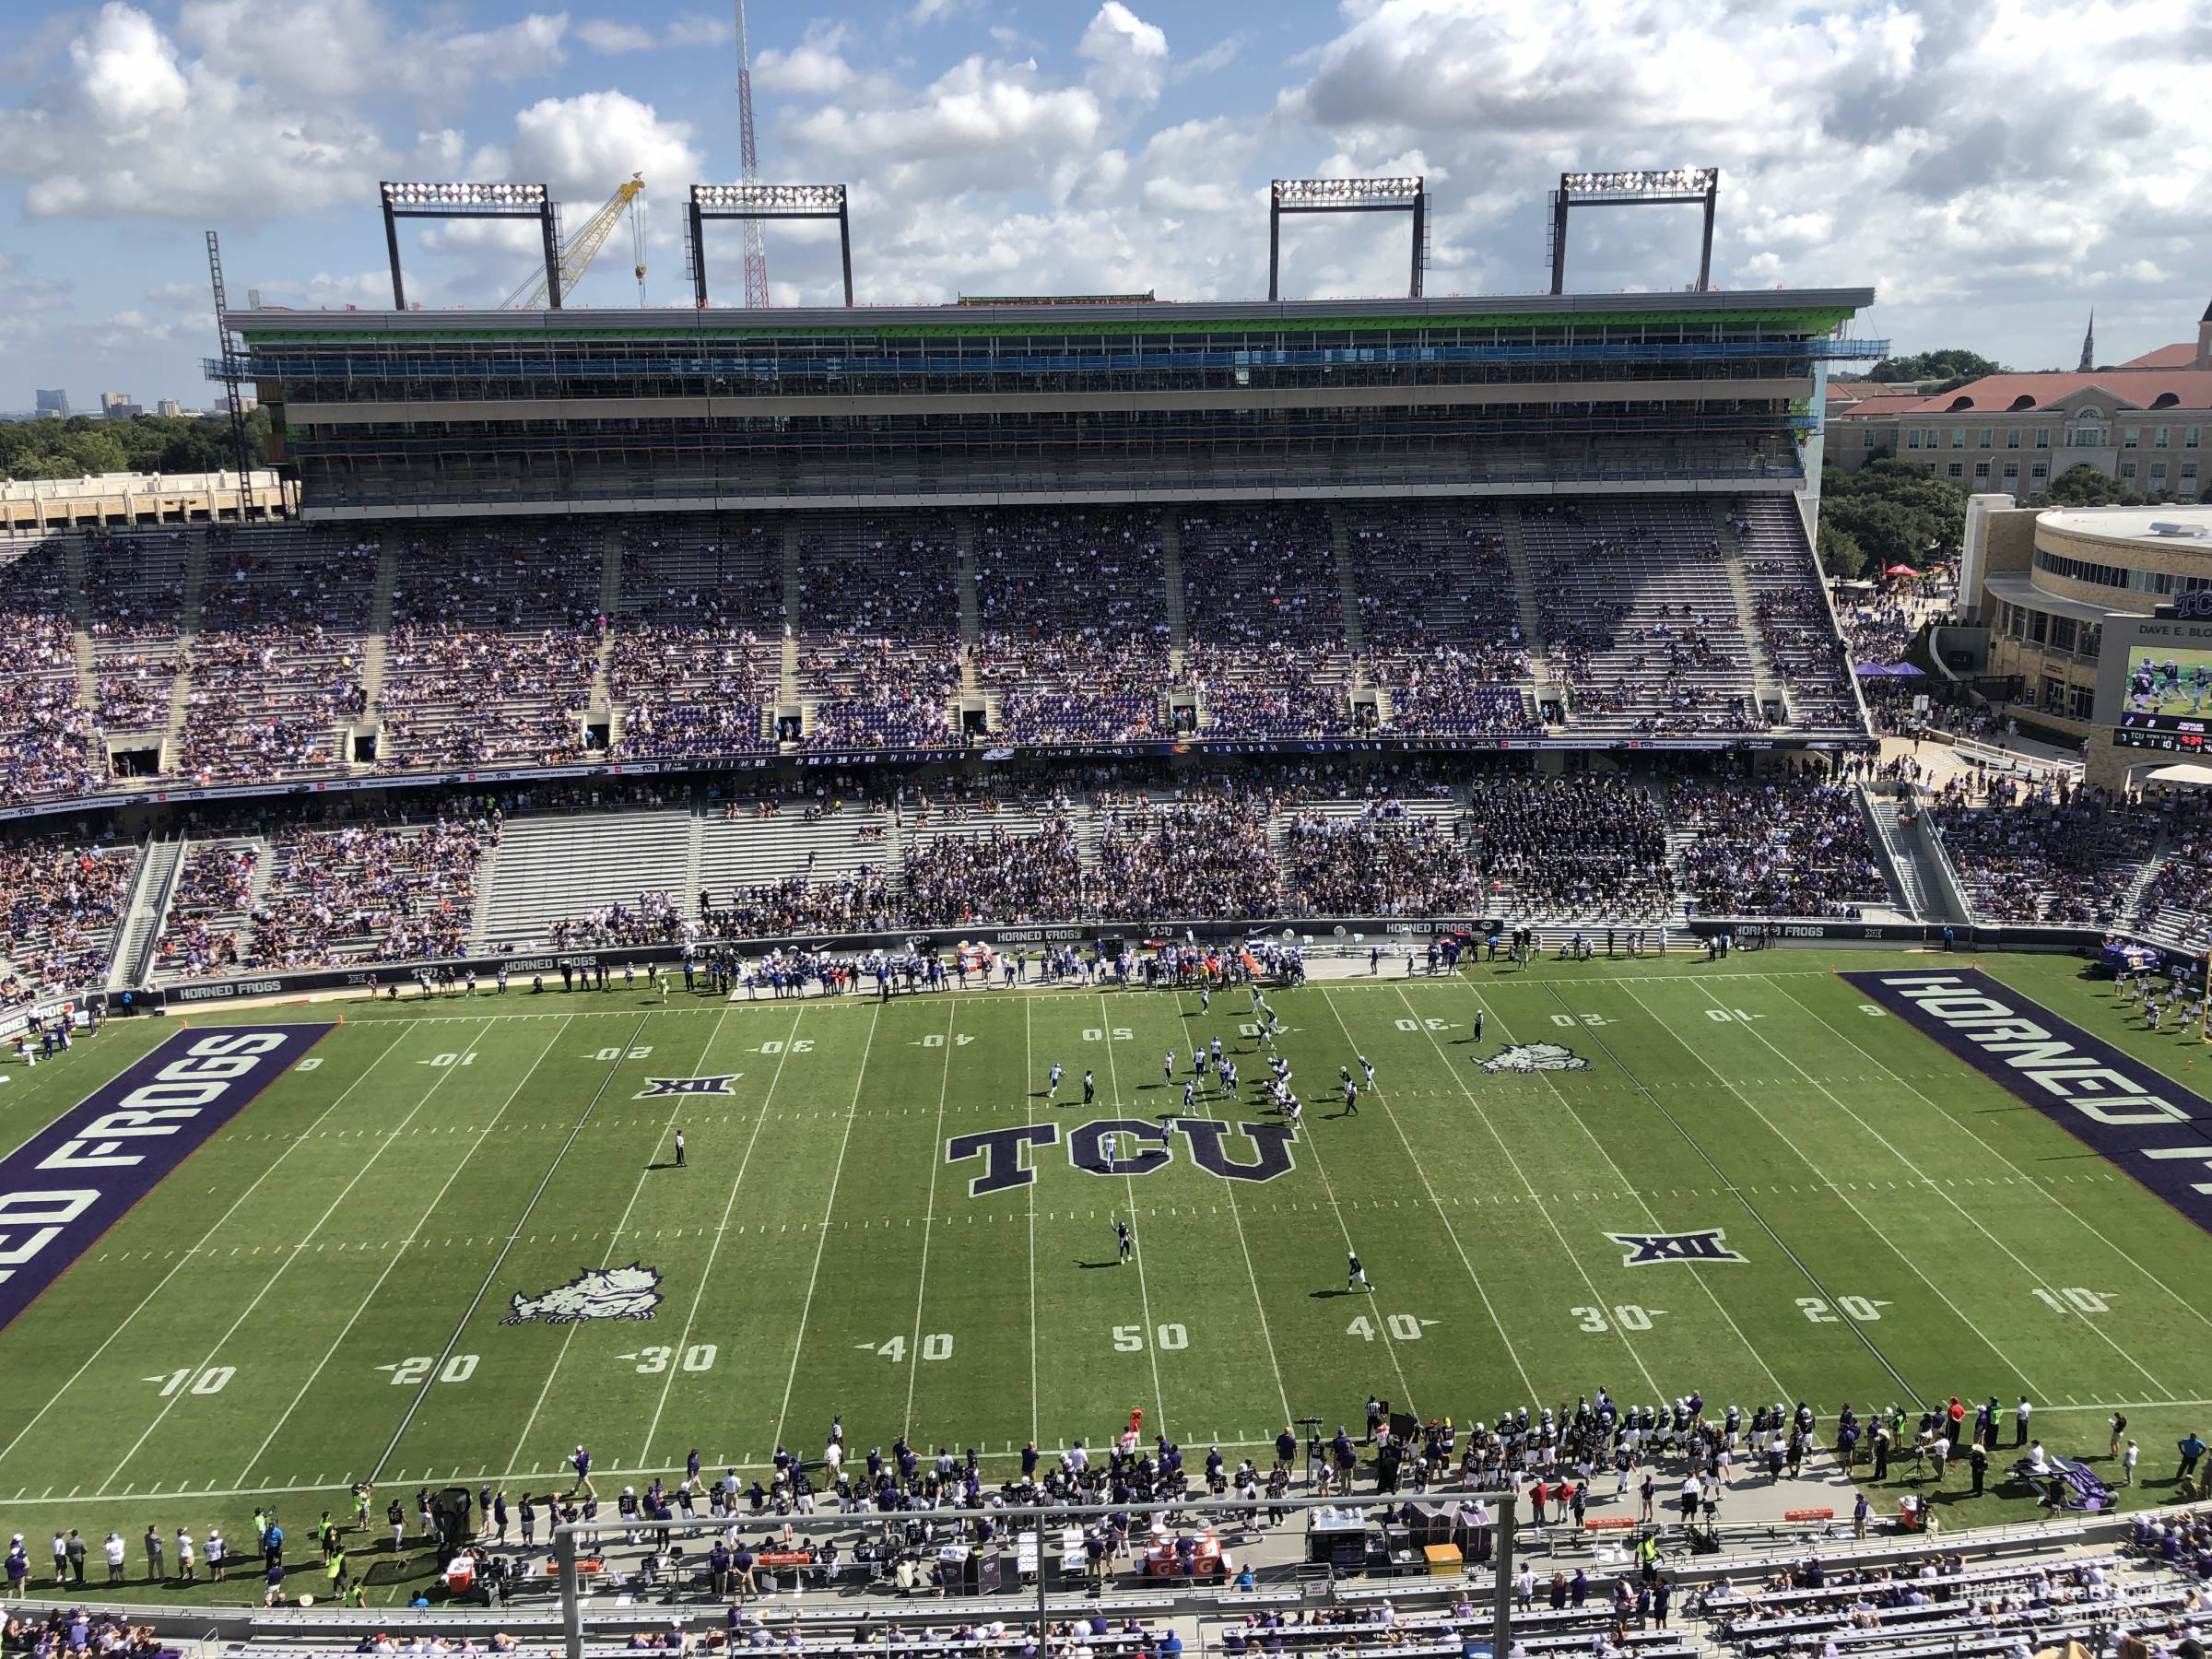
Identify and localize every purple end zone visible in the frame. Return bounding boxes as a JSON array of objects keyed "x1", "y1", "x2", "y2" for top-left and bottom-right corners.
[
  {"x1": 1843, "y1": 968, "x2": 2212, "y2": 1236},
  {"x1": 0, "y1": 1023, "x2": 333, "y2": 1331}
]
